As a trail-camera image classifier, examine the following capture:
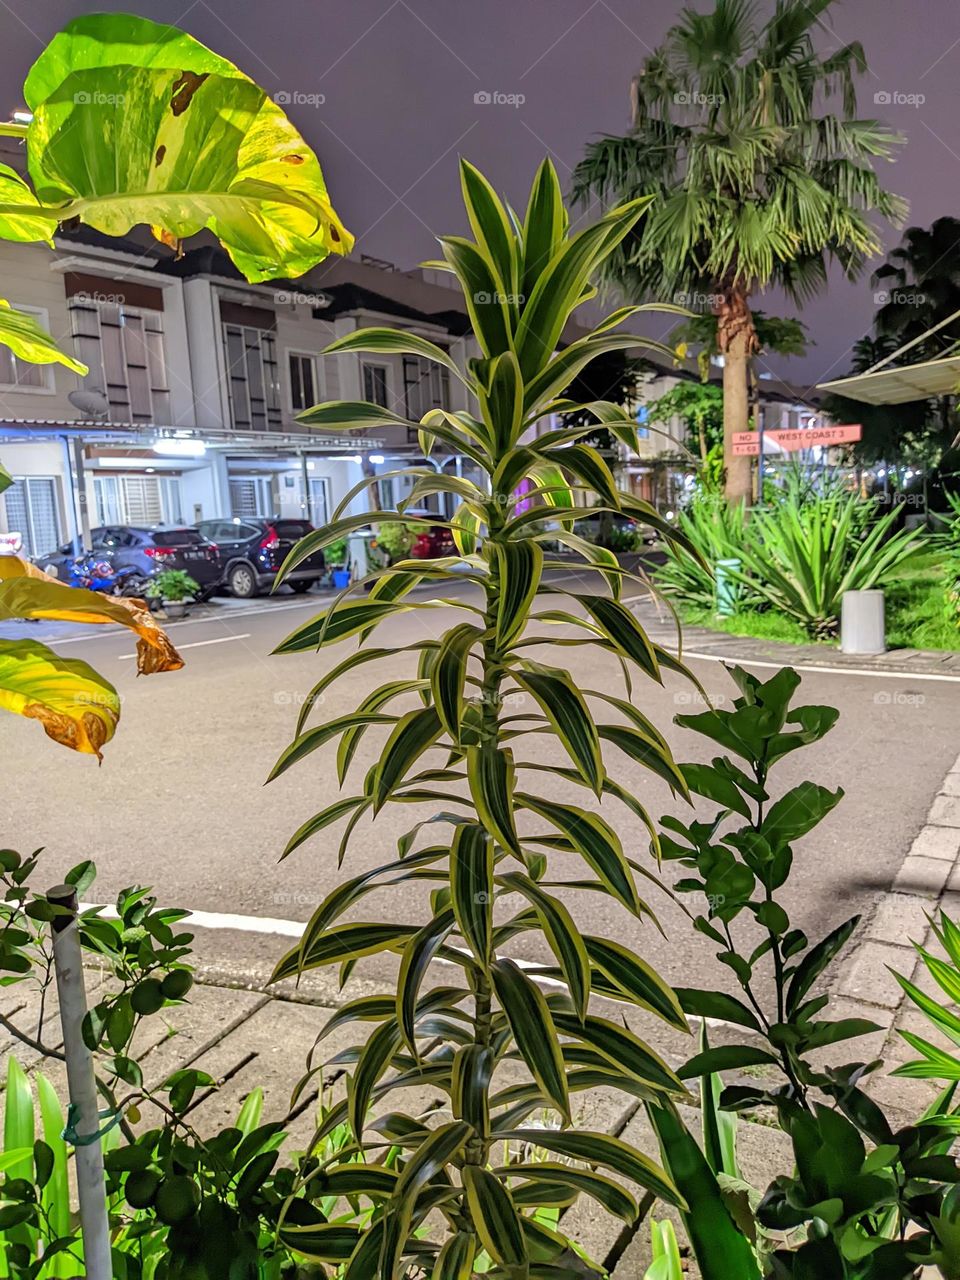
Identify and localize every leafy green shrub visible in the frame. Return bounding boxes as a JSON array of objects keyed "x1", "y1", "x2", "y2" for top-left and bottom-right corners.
[
  {"x1": 655, "y1": 496, "x2": 753, "y2": 611},
  {"x1": 268, "y1": 157, "x2": 698, "y2": 1275},
  {"x1": 145, "y1": 567, "x2": 201, "y2": 602},
  {"x1": 324, "y1": 536, "x2": 349, "y2": 567},
  {"x1": 648, "y1": 663, "x2": 960, "y2": 1278},
  {"x1": 371, "y1": 521, "x2": 415, "y2": 563},
  {"x1": 738, "y1": 492, "x2": 921, "y2": 638}
]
